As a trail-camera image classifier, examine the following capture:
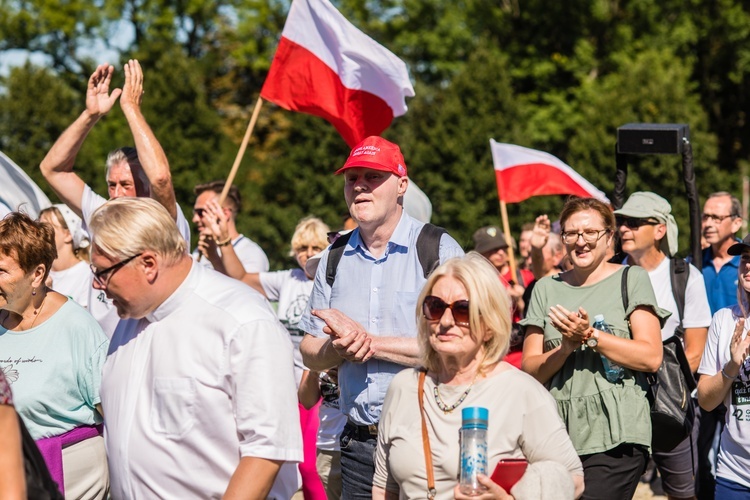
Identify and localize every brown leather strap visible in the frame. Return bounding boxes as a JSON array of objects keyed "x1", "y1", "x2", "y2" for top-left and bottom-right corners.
[{"x1": 418, "y1": 370, "x2": 437, "y2": 499}]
